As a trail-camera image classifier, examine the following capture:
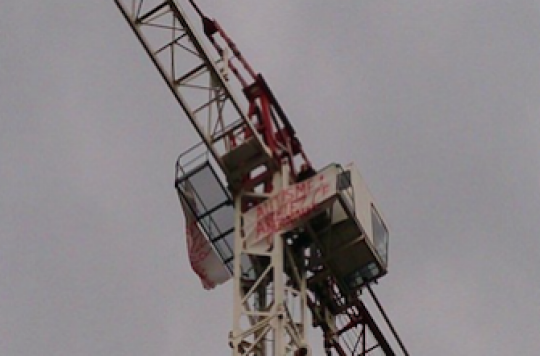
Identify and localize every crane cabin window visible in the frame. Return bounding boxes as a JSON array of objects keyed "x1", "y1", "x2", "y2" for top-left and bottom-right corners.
[{"x1": 371, "y1": 205, "x2": 389, "y2": 266}]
